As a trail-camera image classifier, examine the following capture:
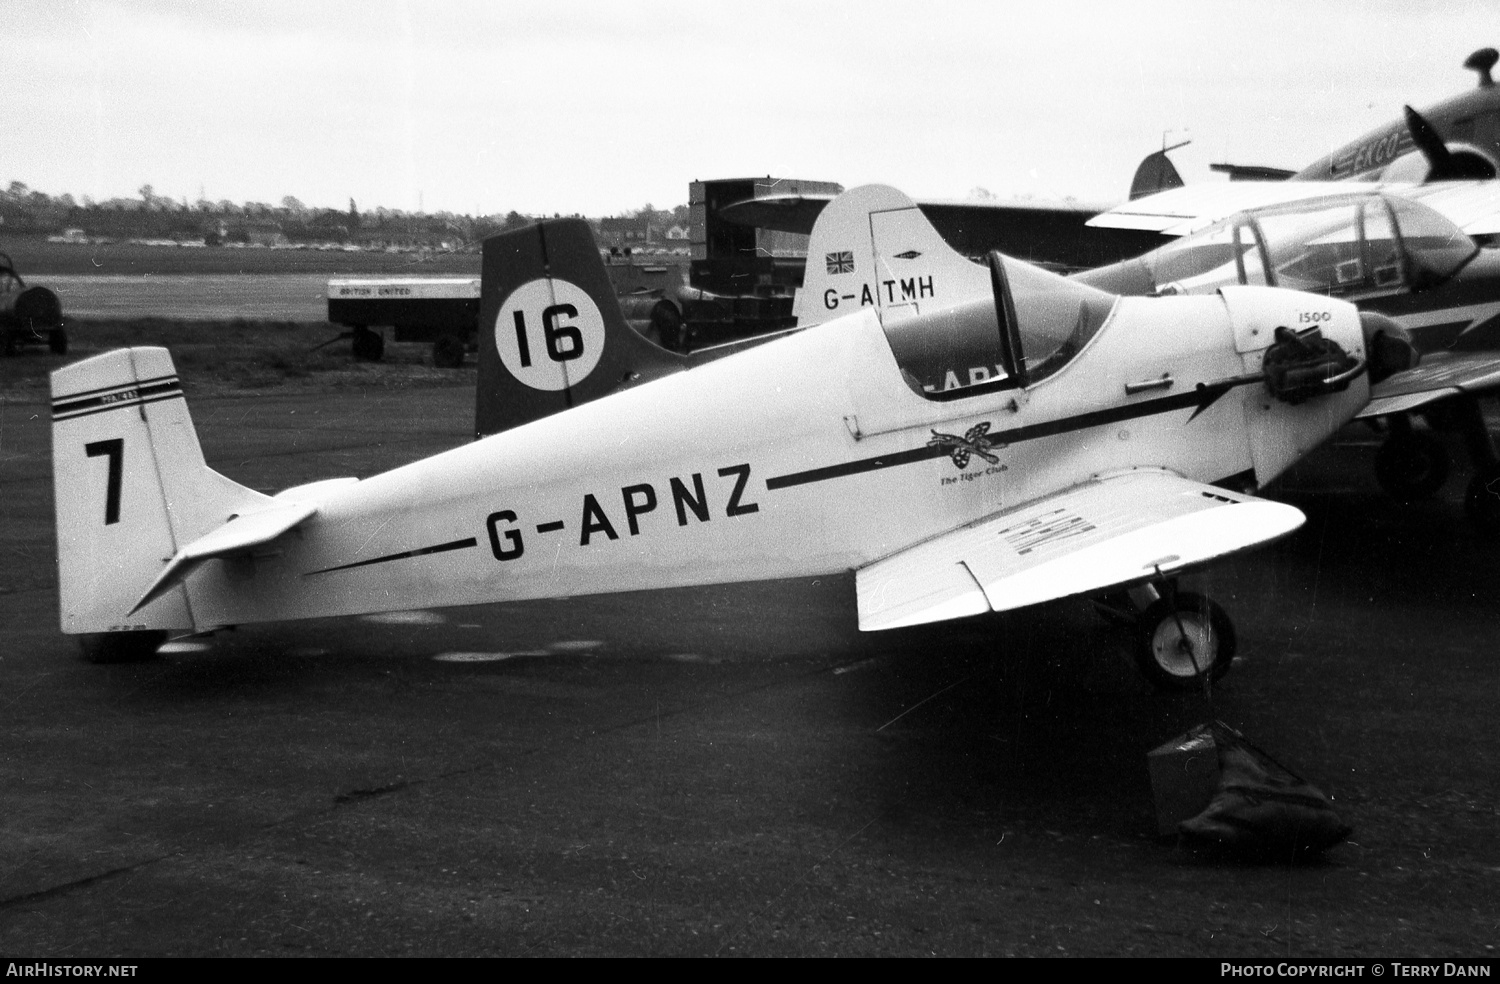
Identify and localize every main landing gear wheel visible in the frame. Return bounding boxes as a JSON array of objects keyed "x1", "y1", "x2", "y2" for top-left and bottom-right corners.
[
  {"x1": 78, "y1": 630, "x2": 168, "y2": 664},
  {"x1": 351, "y1": 327, "x2": 384, "y2": 362},
  {"x1": 432, "y1": 333, "x2": 465, "y2": 368},
  {"x1": 48, "y1": 328, "x2": 67, "y2": 355},
  {"x1": 1374, "y1": 431, "x2": 1449, "y2": 503},
  {"x1": 1135, "y1": 592, "x2": 1236, "y2": 691},
  {"x1": 650, "y1": 301, "x2": 684, "y2": 352},
  {"x1": 1463, "y1": 462, "x2": 1500, "y2": 539}
]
